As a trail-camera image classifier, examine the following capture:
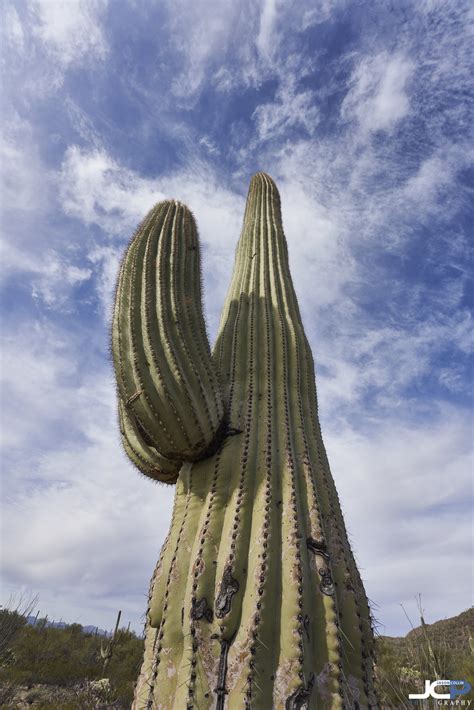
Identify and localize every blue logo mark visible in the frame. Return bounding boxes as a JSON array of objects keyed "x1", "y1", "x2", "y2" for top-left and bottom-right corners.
[{"x1": 450, "y1": 680, "x2": 472, "y2": 700}]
